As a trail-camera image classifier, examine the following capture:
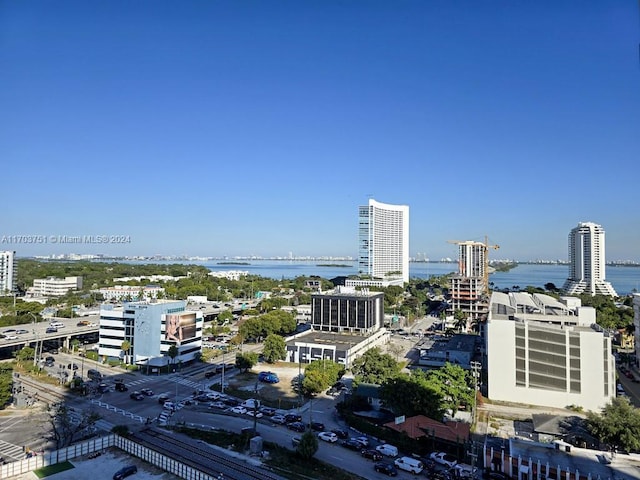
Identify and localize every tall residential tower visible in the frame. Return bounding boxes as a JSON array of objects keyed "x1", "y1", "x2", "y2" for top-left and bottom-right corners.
[
  {"x1": 353, "y1": 199, "x2": 409, "y2": 287},
  {"x1": 0, "y1": 251, "x2": 16, "y2": 295},
  {"x1": 562, "y1": 222, "x2": 617, "y2": 297}
]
